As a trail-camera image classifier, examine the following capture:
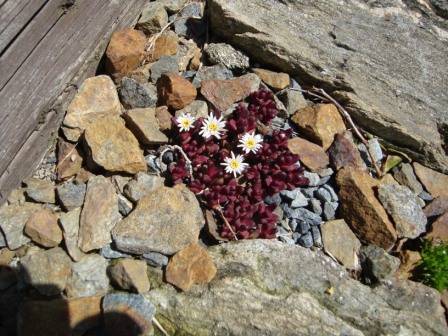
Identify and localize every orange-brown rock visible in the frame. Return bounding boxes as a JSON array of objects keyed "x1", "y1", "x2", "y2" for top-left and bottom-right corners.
[
  {"x1": 124, "y1": 108, "x2": 168, "y2": 145},
  {"x1": 57, "y1": 139, "x2": 84, "y2": 181},
  {"x1": 425, "y1": 212, "x2": 448, "y2": 243},
  {"x1": 18, "y1": 296, "x2": 102, "y2": 336},
  {"x1": 84, "y1": 115, "x2": 147, "y2": 174},
  {"x1": 157, "y1": 72, "x2": 197, "y2": 110},
  {"x1": 395, "y1": 250, "x2": 421, "y2": 280},
  {"x1": 336, "y1": 167, "x2": 397, "y2": 250},
  {"x1": 62, "y1": 75, "x2": 122, "y2": 142},
  {"x1": 146, "y1": 32, "x2": 179, "y2": 62},
  {"x1": 24, "y1": 208, "x2": 62, "y2": 248},
  {"x1": 328, "y1": 131, "x2": 367, "y2": 171},
  {"x1": 252, "y1": 68, "x2": 290, "y2": 90},
  {"x1": 166, "y1": 242, "x2": 217, "y2": 291},
  {"x1": 155, "y1": 105, "x2": 173, "y2": 132},
  {"x1": 106, "y1": 29, "x2": 147, "y2": 83},
  {"x1": 108, "y1": 259, "x2": 150, "y2": 294},
  {"x1": 200, "y1": 74, "x2": 260, "y2": 112},
  {"x1": 413, "y1": 162, "x2": 448, "y2": 197},
  {"x1": 291, "y1": 104, "x2": 346, "y2": 150},
  {"x1": 288, "y1": 137, "x2": 329, "y2": 172}
]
